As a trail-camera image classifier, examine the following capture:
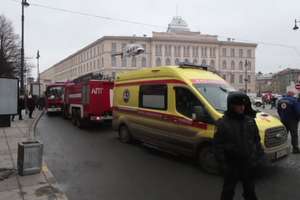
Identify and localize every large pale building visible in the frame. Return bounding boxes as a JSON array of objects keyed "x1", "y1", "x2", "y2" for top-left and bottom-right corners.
[{"x1": 41, "y1": 16, "x2": 257, "y2": 92}]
